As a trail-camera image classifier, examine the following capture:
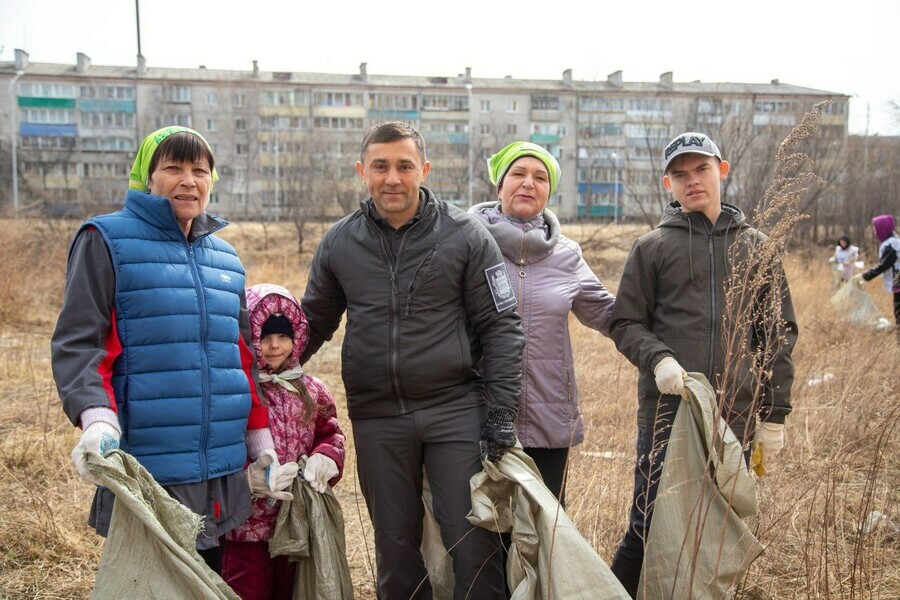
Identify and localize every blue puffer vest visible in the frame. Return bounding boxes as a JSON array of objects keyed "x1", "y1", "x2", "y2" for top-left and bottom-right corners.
[{"x1": 84, "y1": 190, "x2": 251, "y2": 485}]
